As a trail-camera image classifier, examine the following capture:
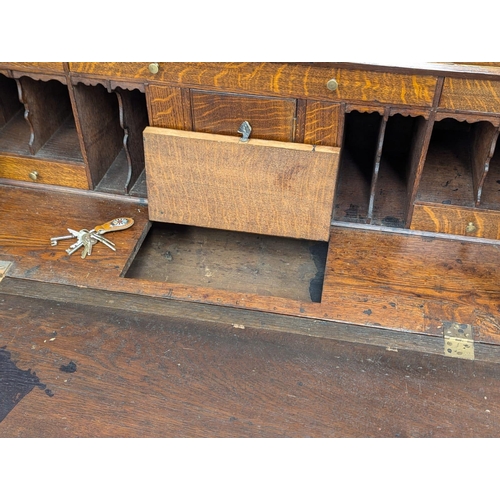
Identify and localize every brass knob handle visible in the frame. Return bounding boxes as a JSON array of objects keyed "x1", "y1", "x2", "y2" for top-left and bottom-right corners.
[
  {"x1": 148, "y1": 63, "x2": 159, "y2": 74},
  {"x1": 29, "y1": 171, "x2": 38, "y2": 181},
  {"x1": 326, "y1": 78, "x2": 338, "y2": 91},
  {"x1": 465, "y1": 221, "x2": 477, "y2": 233}
]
